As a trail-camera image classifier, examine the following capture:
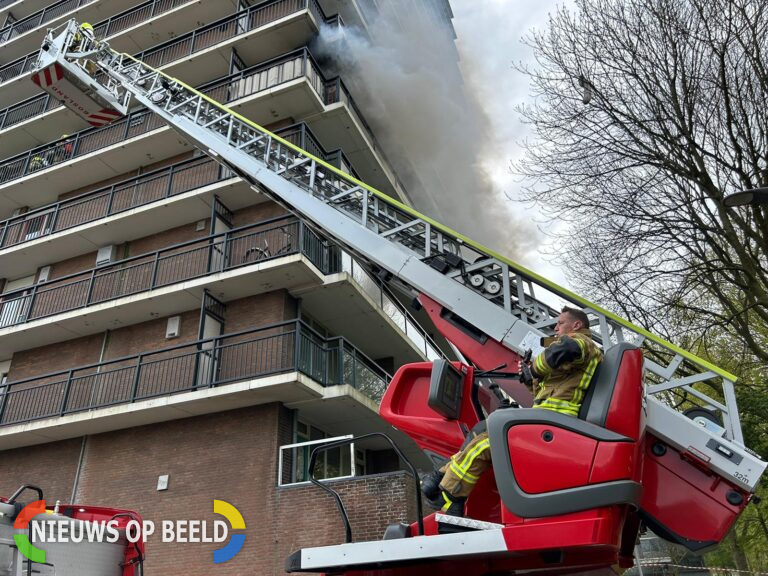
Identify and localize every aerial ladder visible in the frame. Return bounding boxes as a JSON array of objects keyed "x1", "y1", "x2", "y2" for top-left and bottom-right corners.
[{"x1": 27, "y1": 20, "x2": 767, "y2": 575}]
